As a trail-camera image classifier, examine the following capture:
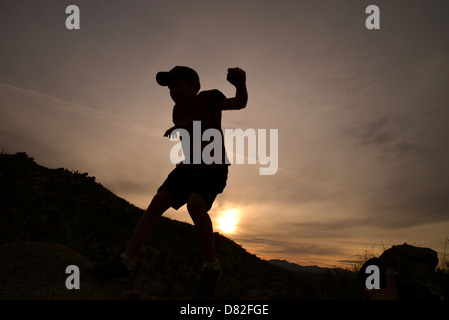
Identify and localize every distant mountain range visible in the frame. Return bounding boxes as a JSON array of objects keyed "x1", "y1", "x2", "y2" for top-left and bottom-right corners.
[{"x1": 268, "y1": 259, "x2": 344, "y2": 274}]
